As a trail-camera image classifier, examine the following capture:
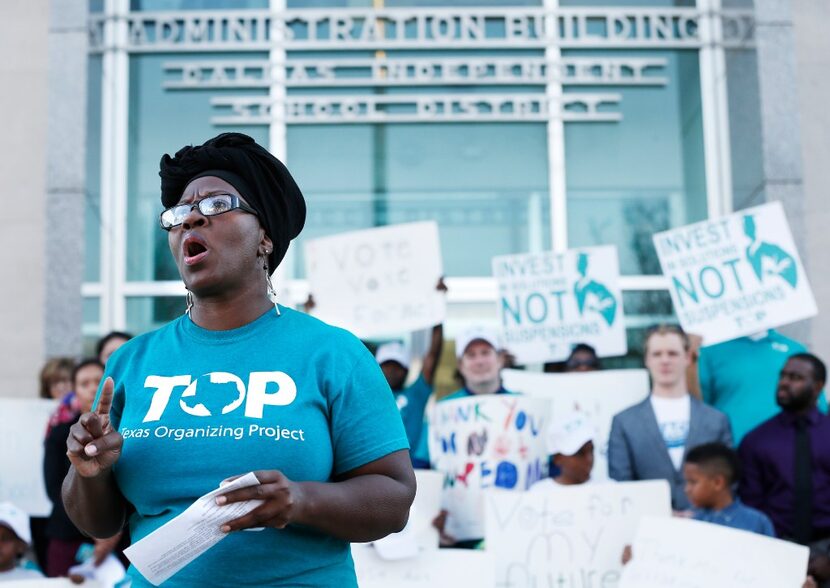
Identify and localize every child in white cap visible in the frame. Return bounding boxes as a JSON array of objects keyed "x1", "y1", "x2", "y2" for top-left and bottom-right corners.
[
  {"x1": 0, "y1": 502, "x2": 43, "y2": 581},
  {"x1": 531, "y1": 411, "x2": 597, "y2": 490}
]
